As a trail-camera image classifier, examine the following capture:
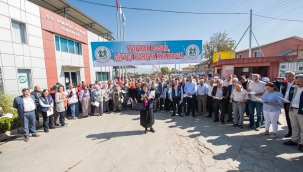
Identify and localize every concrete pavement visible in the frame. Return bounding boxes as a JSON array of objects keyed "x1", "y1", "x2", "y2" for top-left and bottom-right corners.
[{"x1": 0, "y1": 110, "x2": 302, "y2": 172}]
